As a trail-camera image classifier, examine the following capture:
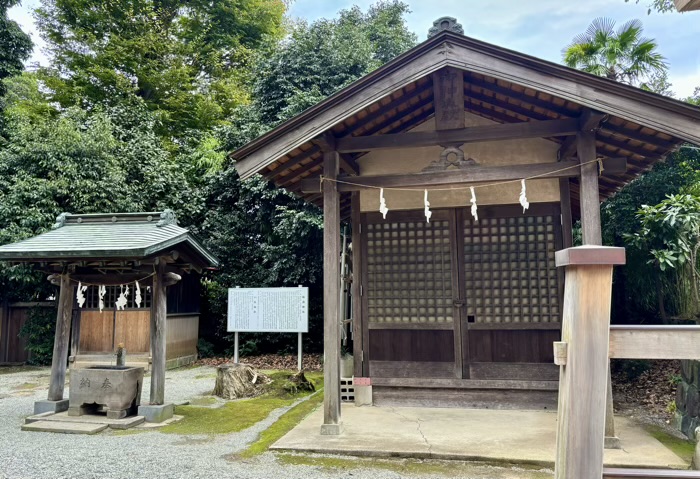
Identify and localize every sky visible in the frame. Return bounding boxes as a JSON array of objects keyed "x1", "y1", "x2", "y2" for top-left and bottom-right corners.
[{"x1": 9, "y1": 0, "x2": 700, "y2": 98}]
